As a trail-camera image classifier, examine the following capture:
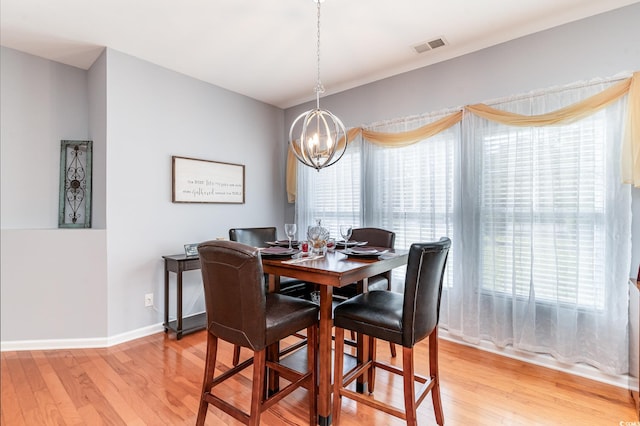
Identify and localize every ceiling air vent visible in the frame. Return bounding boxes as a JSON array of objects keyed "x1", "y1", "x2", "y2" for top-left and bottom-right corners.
[{"x1": 412, "y1": 36, "x2": 447, "y2": 54}]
